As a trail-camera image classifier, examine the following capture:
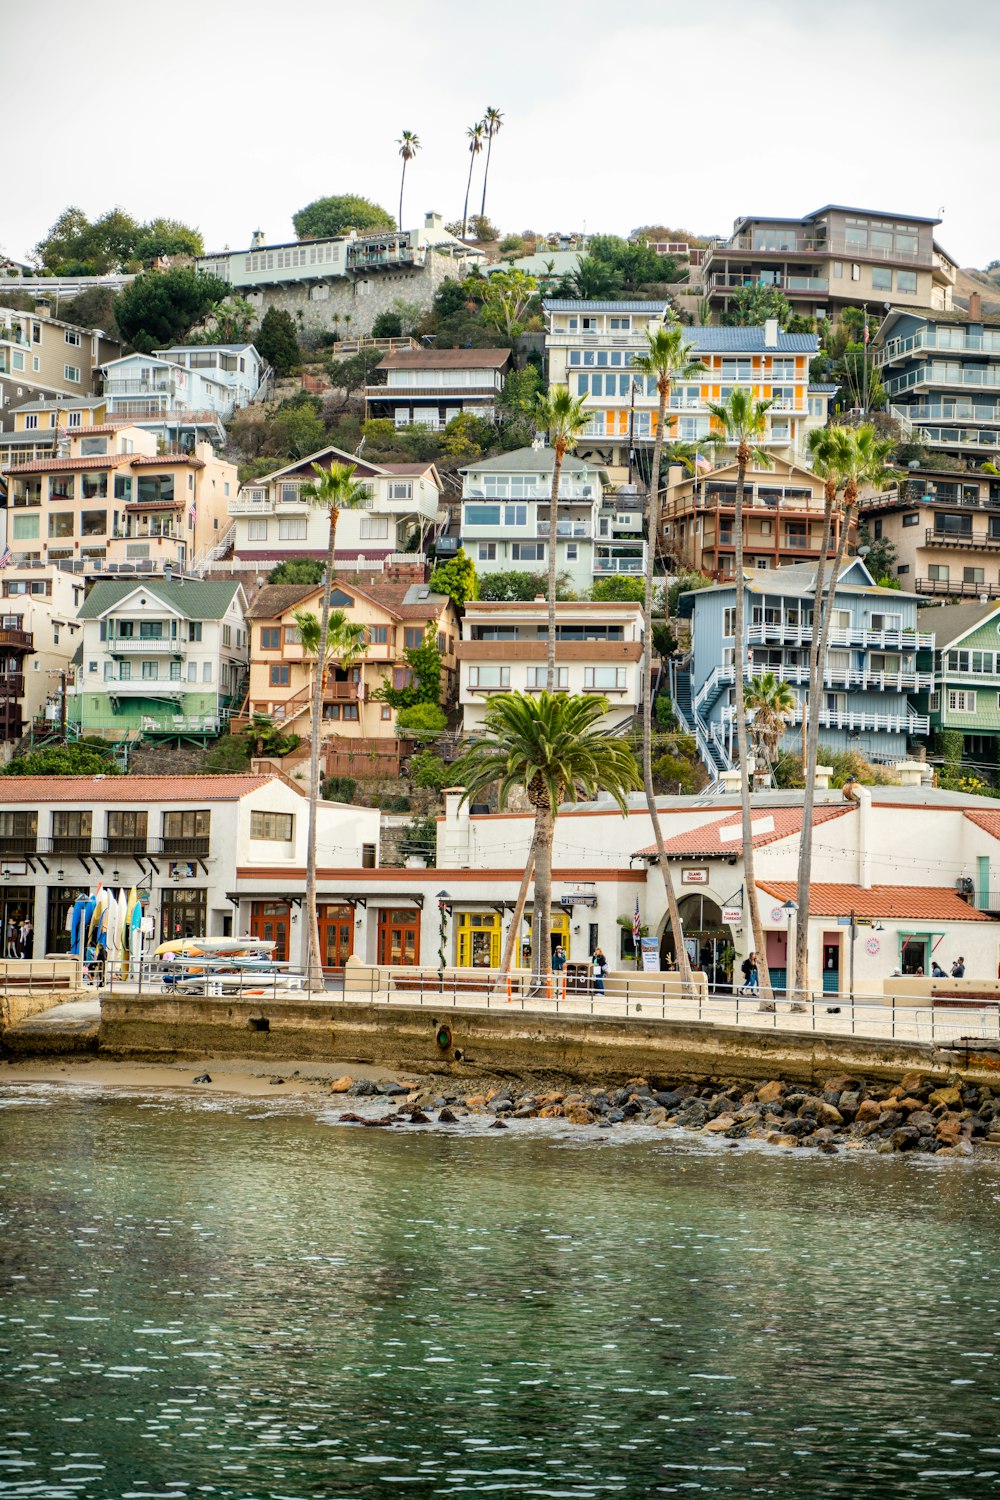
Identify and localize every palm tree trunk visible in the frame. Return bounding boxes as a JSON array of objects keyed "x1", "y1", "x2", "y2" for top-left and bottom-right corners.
[
  {"x1": 498, "y1": 829, "x2": 538, "y2": 979},
  {"x1": 545, "y1": 447, "x2": 564, "y2": 690},
  {"x1": 793, "y1": 492, "x2": 854, "y2": 1003},
  {"x1": 305, "y1": 509, "x2": 338, "y2": 992},
  {"x1": 530, "y1": 801, "x2": 554, "y2": 988},
  {"x1": 791, "y1": 482, "x2": 835, "y2": 1002},
  {"x1": 398, "y1": 159, "x2": 407, "y2": 232},
  {"x1": 641, "y1": 387, "x2": 691, "y2": 987},
  {"x1": 732, "y1": 454, "x2": 773, "y2": 1002},
  {"x1": 480, "y1": 133, "x2": 493, "y2": 219},
  {"x1": 462, "y1": 152, "x2": 476, "y2": 239}
]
